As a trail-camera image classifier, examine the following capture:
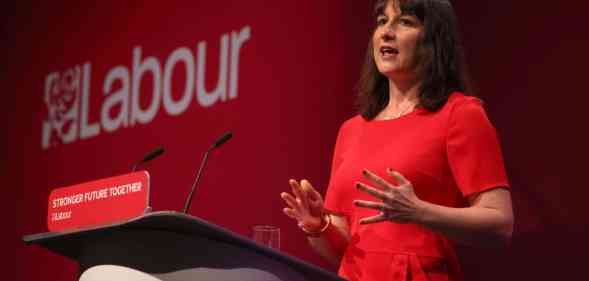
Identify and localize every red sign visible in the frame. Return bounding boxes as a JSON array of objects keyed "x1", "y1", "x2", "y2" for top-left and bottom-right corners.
[{"x1": 47, "y1": 171, "x2": 150, "y2": 232}]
